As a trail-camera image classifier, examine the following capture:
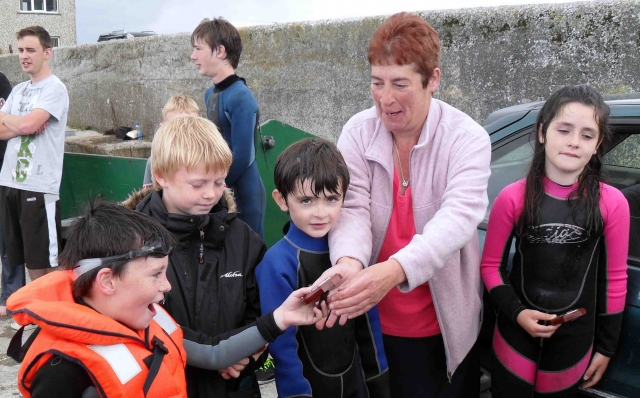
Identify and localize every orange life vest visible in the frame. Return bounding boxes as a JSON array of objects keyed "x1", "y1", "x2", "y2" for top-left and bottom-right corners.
[{"x1": 7, "y1": 270, "x2": 187, "y2": 398}]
